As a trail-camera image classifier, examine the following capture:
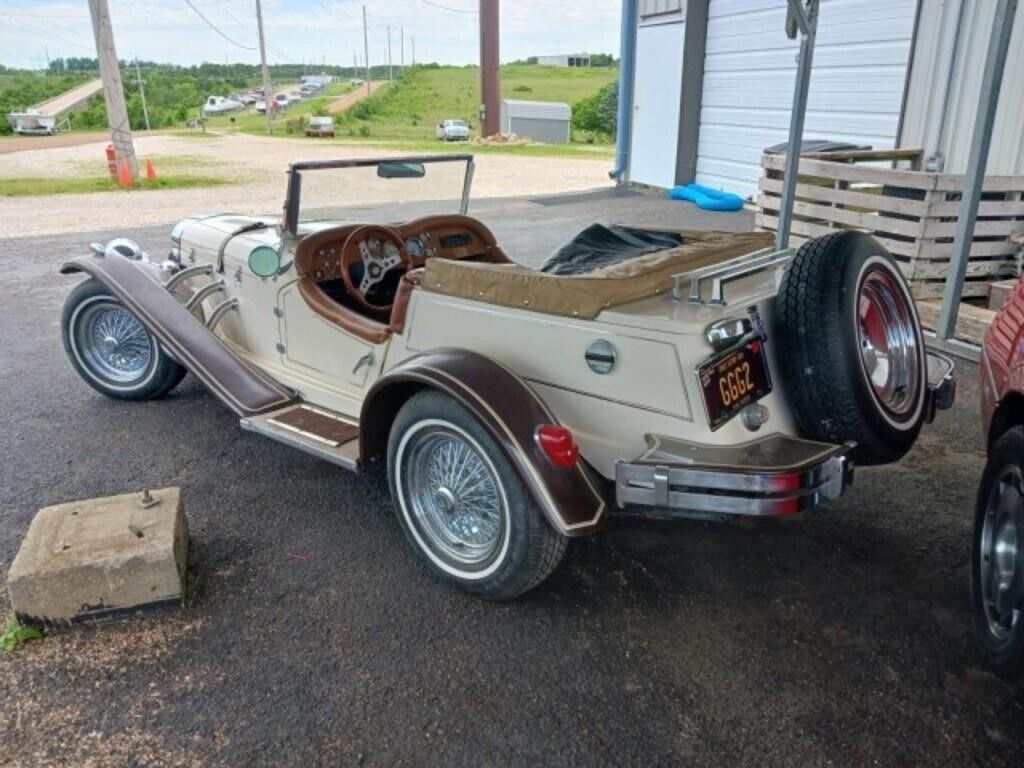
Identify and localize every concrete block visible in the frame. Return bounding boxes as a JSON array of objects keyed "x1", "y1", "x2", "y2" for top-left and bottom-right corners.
[{"x1": 7, "y1": 487, "x2": 188, "y2": 625}]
